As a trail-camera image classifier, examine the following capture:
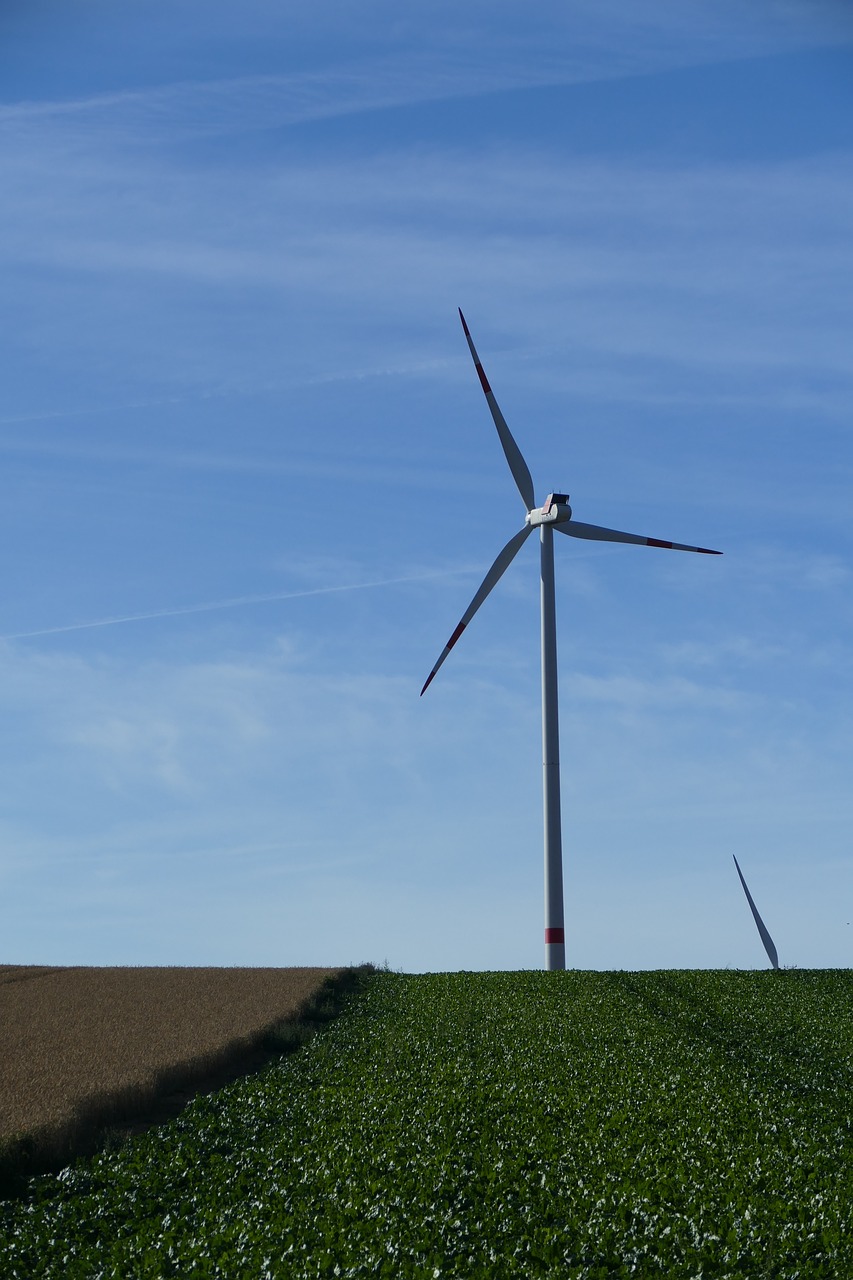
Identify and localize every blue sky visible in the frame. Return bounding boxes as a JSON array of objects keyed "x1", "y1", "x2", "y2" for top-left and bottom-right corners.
[{"x1": 2, "y1": 0, "x2": 852, "y2": 972}]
